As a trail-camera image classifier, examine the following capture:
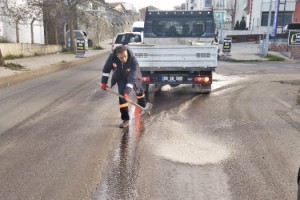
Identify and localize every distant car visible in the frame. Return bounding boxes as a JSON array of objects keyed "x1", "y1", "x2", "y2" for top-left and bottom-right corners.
[
  {"x1": 284, "y1": 22, "x2": 300, "y2": 33},
  {"x1": 112, "y1": 32, "x2": 143, "y2": 51},
  {"x1": 66, "y1": 30, "x2": 88, "y2": 50},
  {"x1": 131, "y1": 21, "x2": 144, "y2": 32},
  {"x1": 297, "y1": 167, "x2": 300, "y2": 200}
]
